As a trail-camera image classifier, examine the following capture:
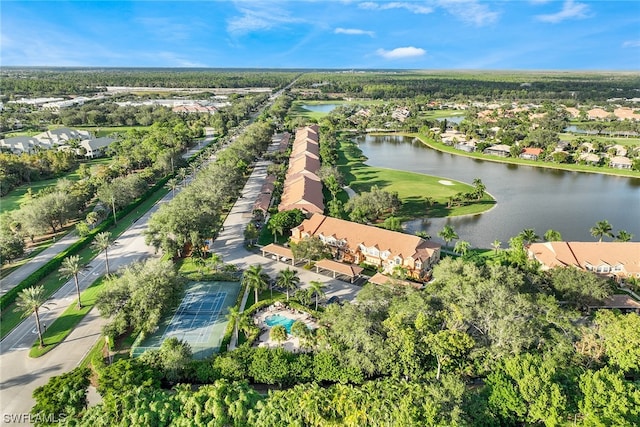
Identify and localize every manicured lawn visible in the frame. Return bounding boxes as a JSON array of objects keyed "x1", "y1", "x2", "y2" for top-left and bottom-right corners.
[
  {"x1": 29, "y1": 276, "x2": 107, "y2": 358},
  {"x1": 415, "y1": 133, "x2": 640, "y2": 178},
  {"x1": 0, "y1": 182, "x2": 171, "y2": 341},
  {"x1": 558, "y1": 132, "x2": 640, "y2": 147},
  {"x1": 418, "y1": 109, "x2": 466, "y2": 120},
  {"x1": 0, "y1": 157, "x2": 112, "y2": 215},
  {"x1": 337, "y1": 140, "x2": 496, "y2": 221}
]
